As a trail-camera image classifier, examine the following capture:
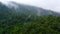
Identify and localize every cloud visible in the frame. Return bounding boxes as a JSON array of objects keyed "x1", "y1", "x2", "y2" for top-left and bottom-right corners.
[{"x1": 0, "y1": 0, "x2": 60, "y2": 12}]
